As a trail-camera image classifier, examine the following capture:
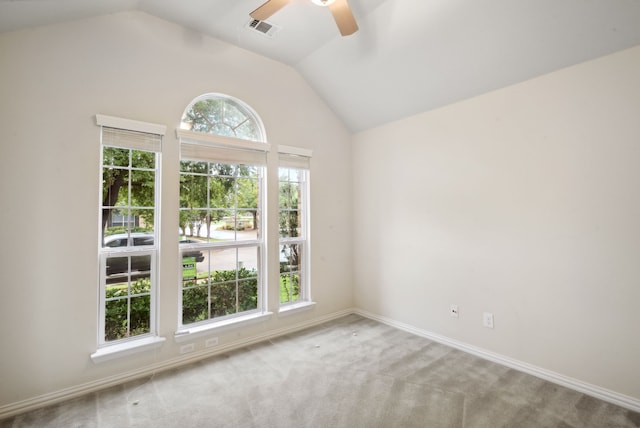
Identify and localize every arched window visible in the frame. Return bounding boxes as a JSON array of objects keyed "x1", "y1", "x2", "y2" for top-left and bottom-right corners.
[
  {"x1": 177, "y1": 94, "x2": 270, "y2": 329},
  {"x1": 180, "y1": 93, "x2": 266, "y2": 142},
  {"x1": 176, "y1": 93, "x2": 313, "y2": 335}
]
